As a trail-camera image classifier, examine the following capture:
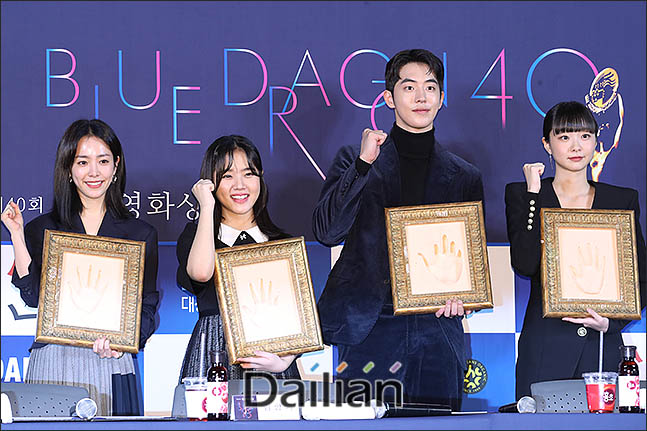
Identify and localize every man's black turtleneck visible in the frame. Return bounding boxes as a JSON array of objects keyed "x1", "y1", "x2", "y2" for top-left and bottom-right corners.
[
  {"x1": 354, "y1": 123, "x2": 436, "y2": 205},
  {"x1": 390, "y1": 123, "x2": 435, "y2": 205}
]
